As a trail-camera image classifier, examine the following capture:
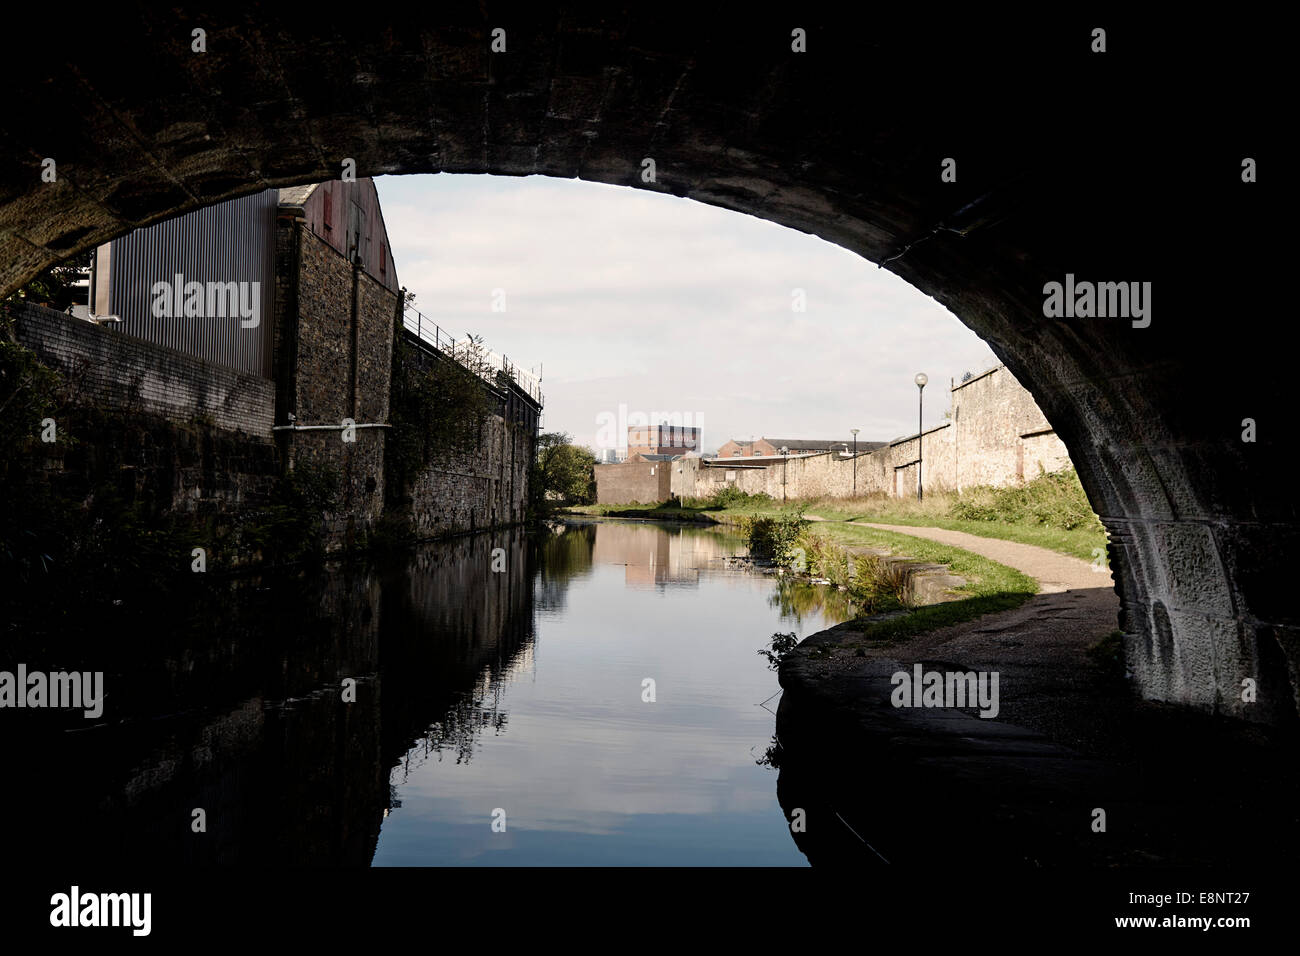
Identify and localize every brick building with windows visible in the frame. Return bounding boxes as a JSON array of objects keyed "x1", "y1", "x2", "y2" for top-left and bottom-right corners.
[{"x1": 627, "y1": 424, "x2": 701, "y2": 459}]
